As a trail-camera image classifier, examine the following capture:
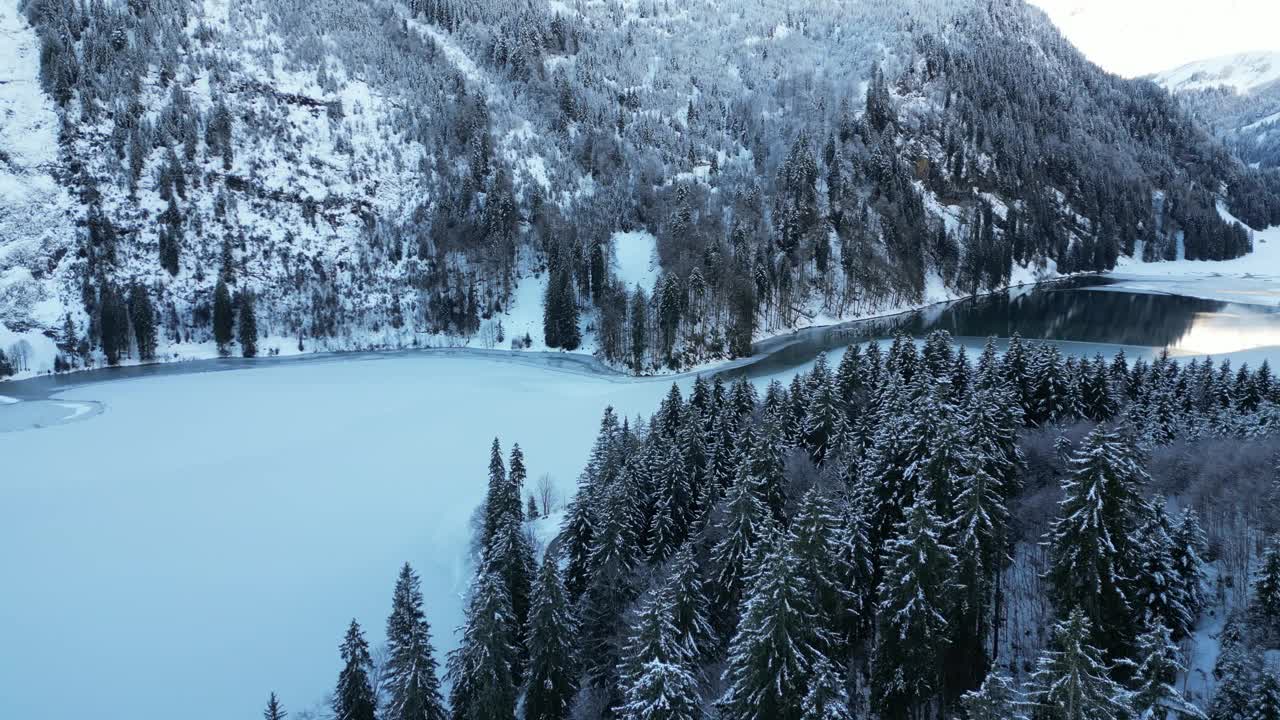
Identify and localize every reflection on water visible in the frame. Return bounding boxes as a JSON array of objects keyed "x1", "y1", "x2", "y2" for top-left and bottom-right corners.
[
  {"x1": 6, "y1": 278, "x2": 1280, "y2": 401},
  {"x1": 736, "y1": 278, "x2": 1280, "y2": 379}
]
